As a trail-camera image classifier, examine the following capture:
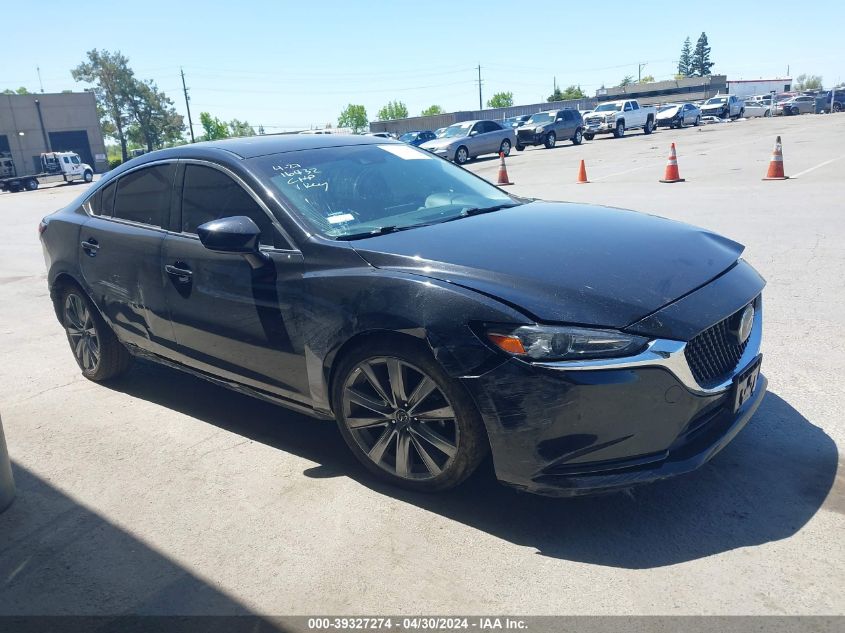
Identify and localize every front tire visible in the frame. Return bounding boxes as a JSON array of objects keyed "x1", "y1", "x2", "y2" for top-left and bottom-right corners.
[
  {"x1": 333, "y1": 340, "x2": 488, "y2": 492},
  {"x1": 61, "y1": 286, "x2": 131, "y2": 381},
  {"x1": 694, "y1": 115, "x2": 701, "y2": 126},
  {"x1": 584, "y1": 132, "x2": 595, "y2": 141},
  {"x1": 454, "y1": 146, "x2": 469, "y2": 165},
  {"x1": 544, "y1": 131, "x2": 556, "y2": 148},
  {"x1": 515, "y1": 143, "x2": 525, "y2": 151},
  {"x1": 24, "y1": 178, "x2": 38, "y2": 191},
  {"x1": 613, "y1": 121, "x2": 625, "y2": 138},
  {"x1": 83, "y1": 170, "x2": 93, "y2": 183},
  {"x1": 499, "y1": 139, "x2": 511, "y2": 156}
]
